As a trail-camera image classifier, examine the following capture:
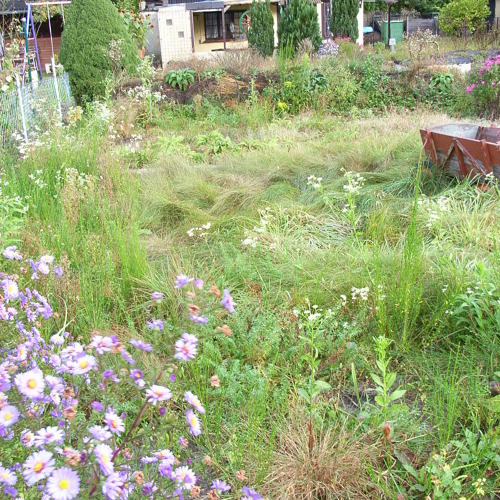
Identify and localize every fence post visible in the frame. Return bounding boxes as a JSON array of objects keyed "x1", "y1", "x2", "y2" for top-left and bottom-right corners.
[
  {"x1": 51, "y1": 57, "x2": 63, "y2": 122},
  {"x1": 15, "y1": 73, "x2": 28, "y2": 143}
]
